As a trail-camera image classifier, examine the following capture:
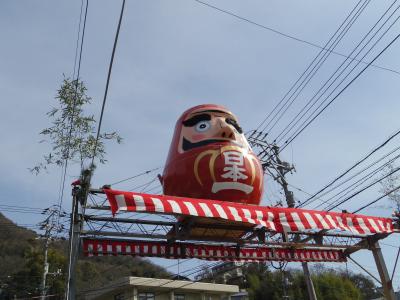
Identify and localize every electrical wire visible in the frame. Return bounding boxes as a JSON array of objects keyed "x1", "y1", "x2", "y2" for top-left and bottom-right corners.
[
  {"x1": 110, "y1": 167, "x2": 161, "y2": 186},
  {"x1": 90, "y1": 0, "x2": 126, "y2": 167},
  {"x1": 0, "y1": 204, "x2": 45, "y2": 211},
  {"x1": 255, "y1": 0, "x2": 367, "y2": 132},
  {"x1": 193, "y1": 0, "x2": 400, "y2": 76},
  {"x1": 326, "y1": 165, "x2": 400, "y2": 211},
  {"x1": 72, "y1": 0, "x2": 85, "y2": 80},
  {"x1": 381, "y1": 242, "x2": 400, "y2": 249},
  {"x1": 274, "y1": 0, "x2": 397, "y2": 144},
  {"x1": 139, "y1": 177, "x2": 159, "y2": 193},
  {"x1": 352, "y1": 184, "x2": 400, "y2": 213},
  {"x1": 68, "y1": 3, "x2": 126, "y2": 294},
  {"x1": 311, "y1": 152, "x2": 400, "y2": 210},
  {"x1": 259, "y1": 0, "x2": 371, "y2": 134},
  {"x1": 67, "y1": 3, "x2": 127, "y2": 291},
  {"x1": 391, "y1": 246, "x2": 400, "y2": 281},
  {"x1": 128, "y1": 177, "x2": 159, "y2": 192},
  {"x1": 63, "y1": 6, "x2": 90, "y2": 296},
  {"x1": 56, "y1": 0, "x2": 89, "y2": 229},
  {"x1": 277, "y1": 2, "x2": 400, "y2": 147},
  {"x1": 286, "y1": 182, "x2": 335, "y2": 208},
  {"x1": 308, "y1": 146, "x2": 400, "y2": 208},
  {"x1": 0, "y1": 209, "x2": 48, "y2": 215},
  {"x1": 280, "y1": 32, "x2": 400, "y2": 152},
  {"x1": 298, "y1": 128, "x2": 400, "y2": 208}
]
